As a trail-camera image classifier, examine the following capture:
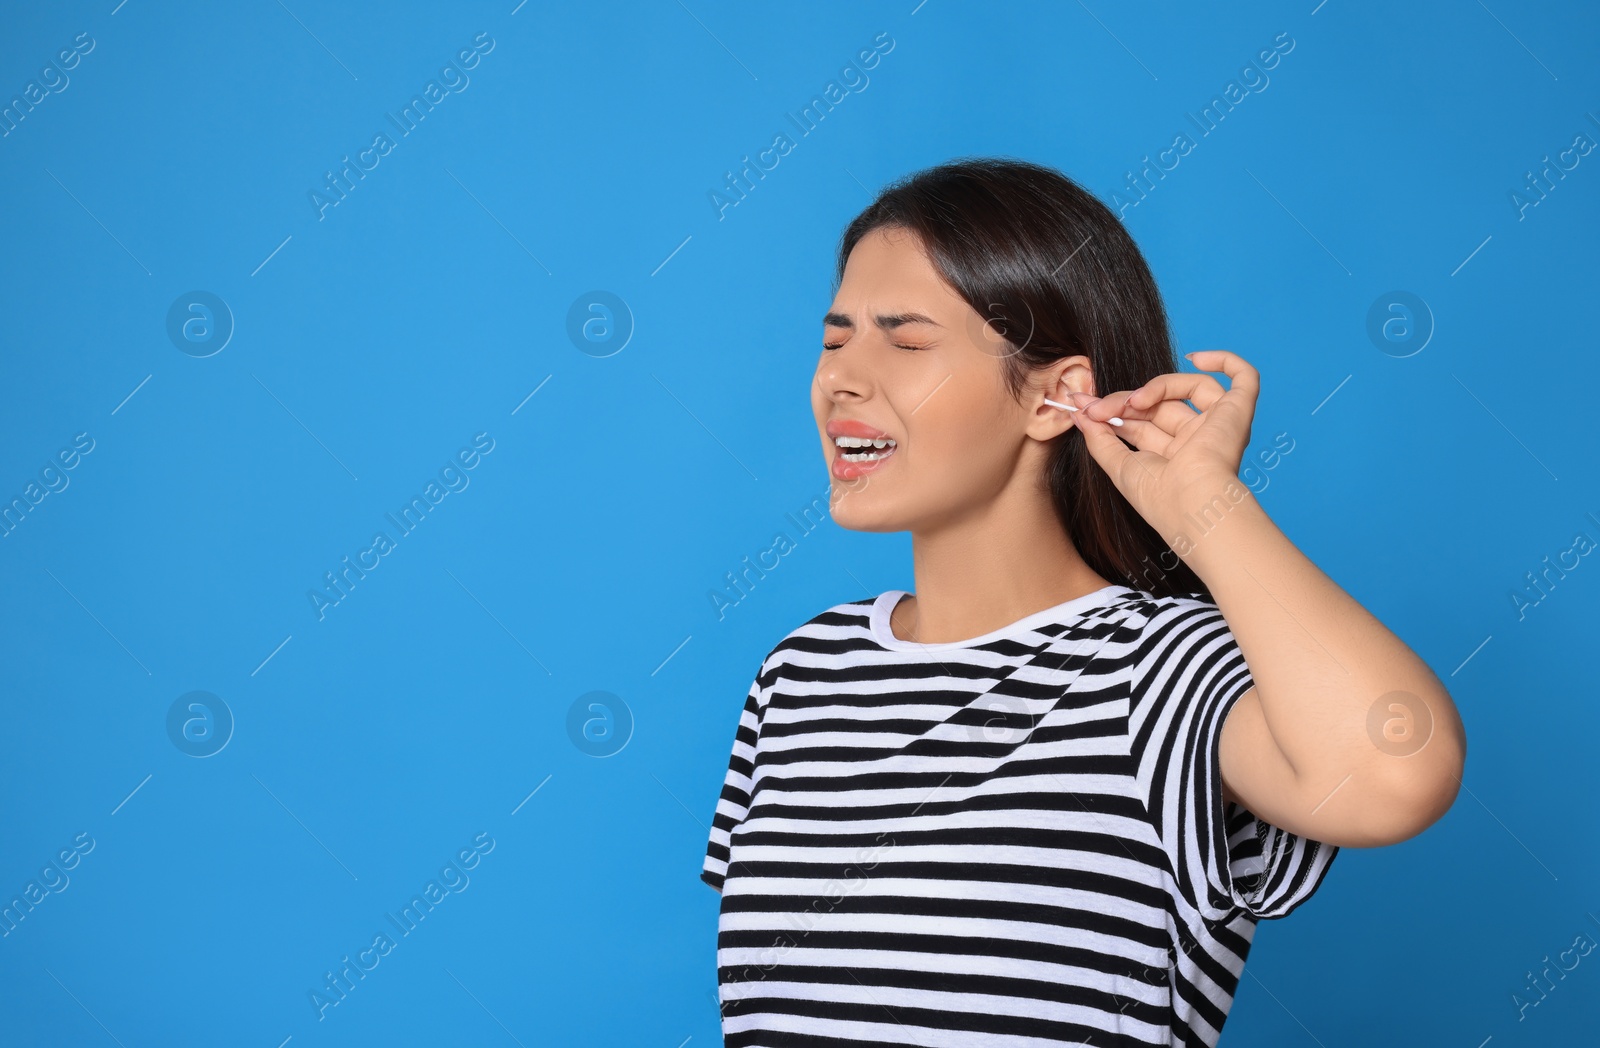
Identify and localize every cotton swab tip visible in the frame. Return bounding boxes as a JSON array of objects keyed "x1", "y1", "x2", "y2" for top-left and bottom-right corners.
[{"x1": 1045, "y1": 396, "x2": 1123, "y2": 425}]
